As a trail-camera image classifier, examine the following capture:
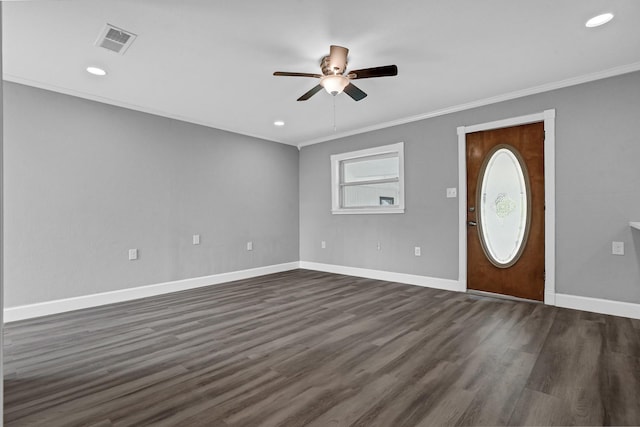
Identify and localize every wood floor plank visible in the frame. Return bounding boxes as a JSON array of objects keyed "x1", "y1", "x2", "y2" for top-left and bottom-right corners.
[
  {"x1": 508, "y1": 388, "x2": 574, "y2": 426},
  {"x1": 4, "y1": 269, "x2": 640, "y2": 426},
  {"x1": 453, "y1": 349, "x2": 537, "y2": 426}
]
